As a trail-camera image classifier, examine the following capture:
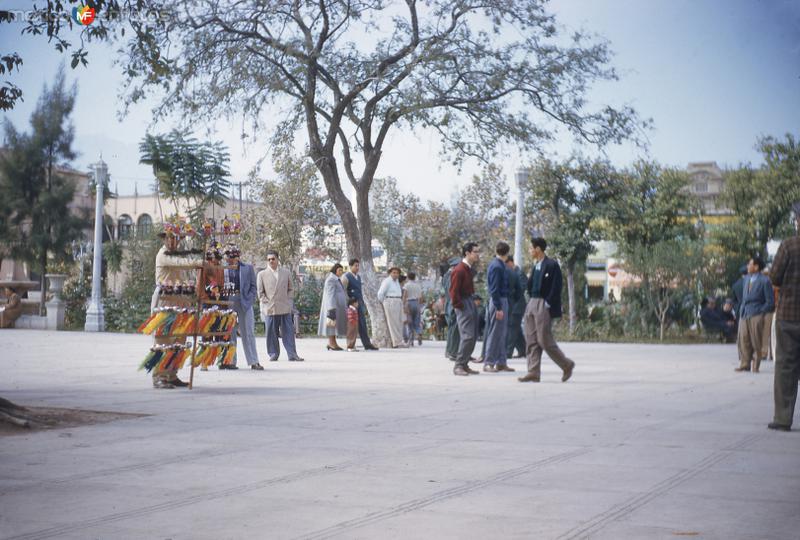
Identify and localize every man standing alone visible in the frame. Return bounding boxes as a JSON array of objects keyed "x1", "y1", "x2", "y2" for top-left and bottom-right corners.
[
  {"x1": 768, "y1": 202, "x2": 800, "y2": 431},
  {"x1": 341, "y1": 258, "x2": 379, "y2": 350},
  {"x1": 257, "y1": 250, "x2": 304, "y2": 363},
  {"x1": 518, "y1": 237, "x2": 575, "y2": 383},
  {"x1": 483, "y1": 242, "x2": 514, "y2": 373},
  {"x1": 736, "y1": 256, "x2": 774, "y2": 373},
  {"x1": 449, "y1": 243, "x2": 481, "y2": 376}
]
